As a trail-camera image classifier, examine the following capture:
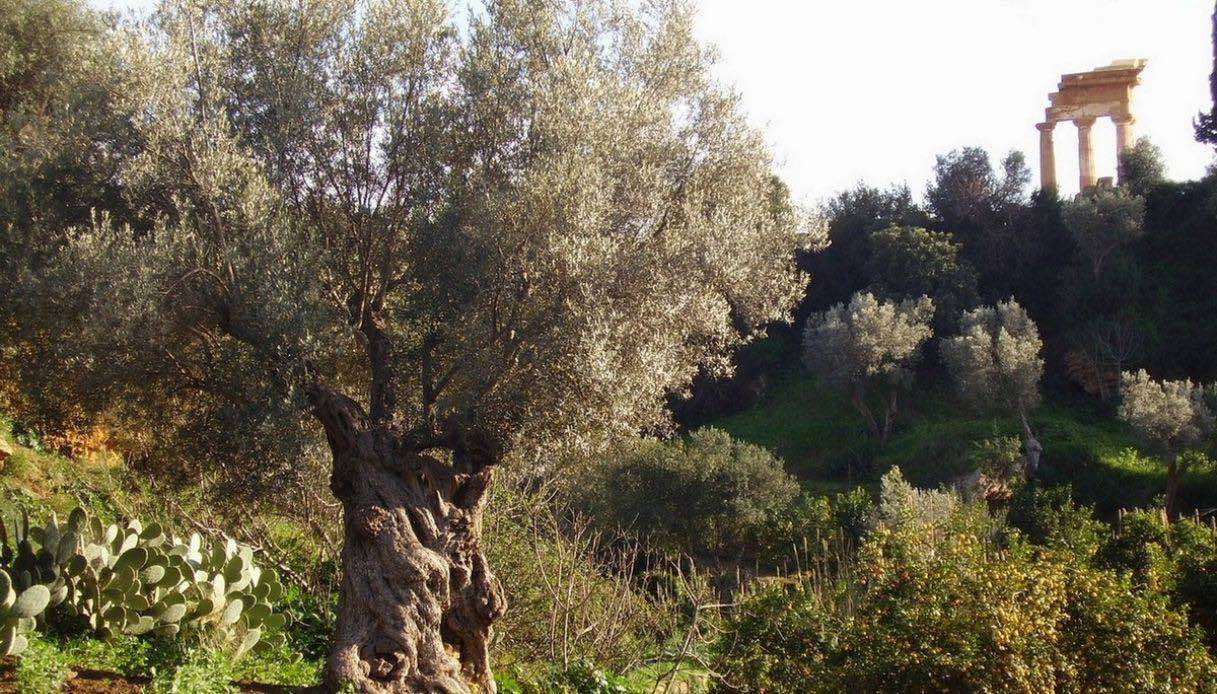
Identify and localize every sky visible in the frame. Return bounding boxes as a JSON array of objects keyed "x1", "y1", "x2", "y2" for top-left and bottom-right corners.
[
  {"x1": 694, "y1": 0, "x2": 1215, "y2": 204},
  {"x1": 95, "y1": 0, "x2": 1215, "y2": 204}
]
